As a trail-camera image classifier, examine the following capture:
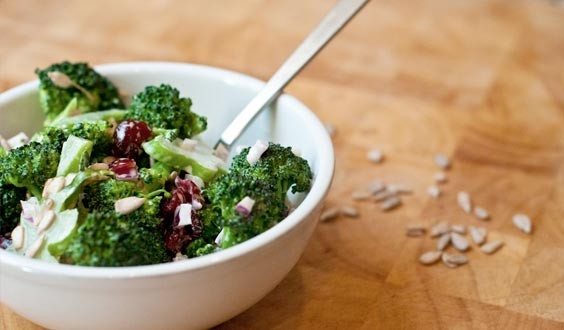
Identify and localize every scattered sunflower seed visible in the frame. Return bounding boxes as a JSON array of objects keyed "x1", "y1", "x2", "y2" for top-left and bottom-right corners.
[
  {"x1": 38, "y1": 210, "x2": 56, "y2": 232},
  {"x1": 88, "y1": 162, "x2": 109, "y2": 171},
  {"x1": 434, "y1": 172, "x2": 448, "y2": 184},
  {"x1": 427, "y1": 185, "x2": 441, "y2": 199},
  {"x1": 381, "y1": 196, "x2": 402, "y2": 211},
  {"x1": 114, "y1": 197, "x2": 147, "y2": 215},
  {"x1": 341, "y1": 206, "x2": 359, "y2": 218},
  {"x1": 24, "y1": 233, "x2": 45, "y2": 258},
  {"x1": 352, "y1": 190, "x2": 371, "y2": 201},
  {"x1": 451, "y1": 232, "x2": 470, "y2": 251},
  {"x1": 451, "y1": 225, "x2": 466, "y2": 234},
  {"x1": 446, "y1": 253, "x2": 468, "y2": 265},
  {"x1": 374, "y1": 190, "x2": 394, "y2": 202},
  {"x1": 512, "y1": 214, "x2": 532, "y2": 234},
  {"x1": 11, "y1": 225, "x2": 24, "y2": 250},
  {"x1": 367, "y1": 149, "x2": 384, "y2": 164},
  {"x1": 430, "y1": 221, "x2": 449, "y2": 237},
  {"x1": 43, "y1": 199, "x2": 54, "y2": 211},
  {"x1": 47, "y1": 71, "x2": 74, "y2": 88},
  {"x1": 103, "y1": 156, "x2": 117, "y2": 165},
  {"x1": 457, "y1": 191, "x2": 472, "y2": 213},
  {"x1": 368, "y1": 180, "x2": 385, "y2": 194},
  {"x1": 436, "y1": 233, "x2": 451, "y2": 250},
  {"x1": 481, "y1": 240, "x2": 504, "y2": 254},
  {"x1": 406, "y1": 225, "x2": 426, "y2": 237},
  {"x1": 419, "y1": 251, "x2": 442, "y2": 265},
  {"x1": 387, "y1": 184, "x2": 412, "y2": 195},
  {"x1": 469, "y1": 226, "x2": 487, "y2": 245},
  {"x1": 441, "y1": 252, "x2": 458, "y2": 268},
  {"x1": 434, "y1": 154, "x2": 451, "y2": 170},
  {"x1": 42, "y1": 176, "x2": 66, "y2": 199},
  {"x1": 320, "y1": 207, "x2": 340, "y2": 222},
  {"x1": 474, "y1": 206, "x2": 490, "y2": 220}
]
